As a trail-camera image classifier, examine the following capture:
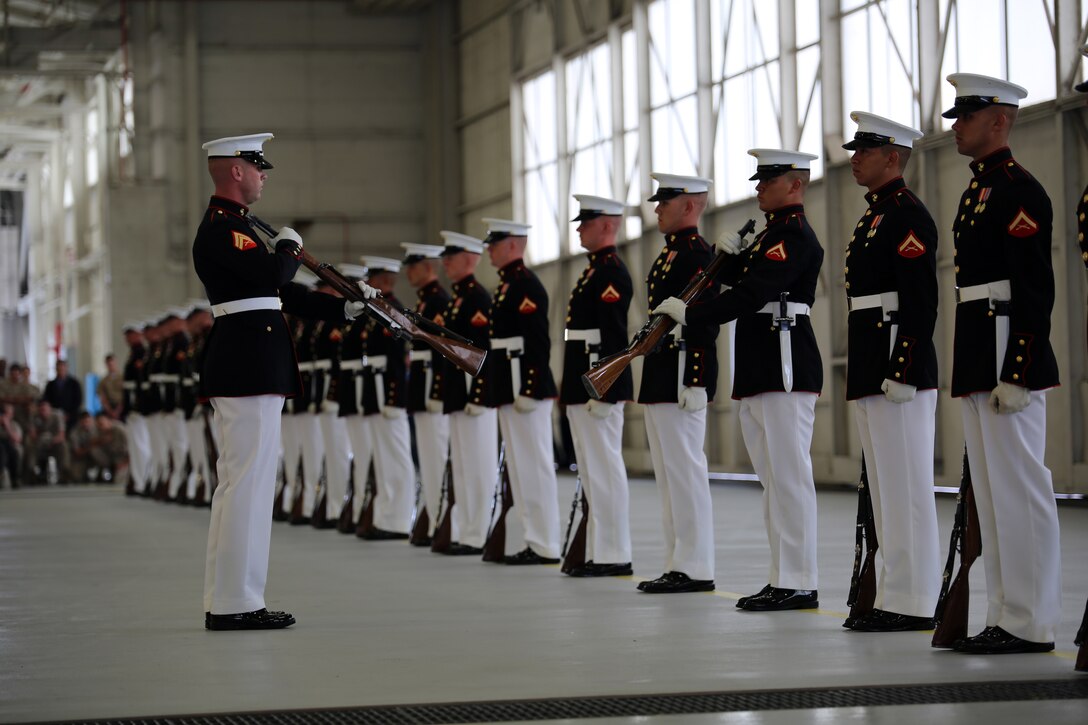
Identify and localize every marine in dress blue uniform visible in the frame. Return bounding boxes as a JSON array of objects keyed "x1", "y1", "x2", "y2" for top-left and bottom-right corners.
[
  {"x1": 484, "y1": 218, "x2": 561, "y2": 564},
  {"x1": 838, "y1": 113, "x2": 941, "y2": 632},
  {"x1": 560, "y1": 195, "x2": 633, "y2": 577},
  {"x1": 120, "y1": 322, "x2": 151, "y2": 496},
  {"x1": 160, "y1": 307, "x2": 193, "y2": 502},
  {"x1": 941, "y1": 75, "x2": 1060, "y2": 655},
  {"x1": 438, "y1": 232, "x2": 499, "y2": 554},
  {"x1": 193, "y1": 133, "x2": 375, "y2": 630},
  {"x1": 637, "y1": 173, "x2": 719, "y2": 594},
  {"x1": 311, "y1": 288, "x2": 353, "y2": 530},
  {"x1": 1073, "y1": 50, "x2": 1088, "y2": 671},
  {"x1": 401, "y1": 244, "x2": 452, "y2": 547},
  {"x1": 656, "y1": 154, "x2": 823, "y2": 610},
  {"x1": 182, "y1": 302, "x2": 215, "y2": 505}
]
